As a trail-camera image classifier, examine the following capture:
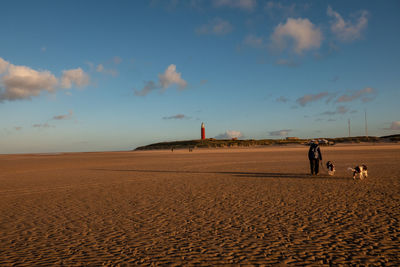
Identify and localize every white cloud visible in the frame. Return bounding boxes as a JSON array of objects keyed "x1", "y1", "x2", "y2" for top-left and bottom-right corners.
[
  {"x1": 0, "y1": 62, "x2": 58, "y2": 101},
  {"x1": 213, "y1": 0, "x2": 256, "y2": 11},
  {"x1": 135, "y1": 64, "x2": 187, "y2": 96},
  {"x1": 296, "y1": 92, "x2": 329, "y2": 107},
  {"x1": 389, "y1": 121, "x2": 400, "y2": 130},
  {"x1": 269, "y1": 129, "x2": 292, "y2": 137},
  {"x1": 327, "y1": 6, "x2": 368, "y2": 42},
  {"x1": 61, "y1": 68, "x2": 90, "y2": 89},
  {"x1": 158, "y1": 64, "x2": 187, "y2": 90},
  {"x1": 196, "y1": 18, "x2": 233, "y2": 36},
  {"x1": 215, "y1": 130, "x2": 244, "y2": 139},
  {"x1": 336, "y1": 87, "x2": 376, "y2": 103},
  {"x1": 270, "y1": 18, "x2": 322, "y2": 54},
  {"x1": 0, "y1": 58, "x2": 89, "y2": 102},
  {"x1": 0, "y1": 58, "x2": 9, "y2": 74}
]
